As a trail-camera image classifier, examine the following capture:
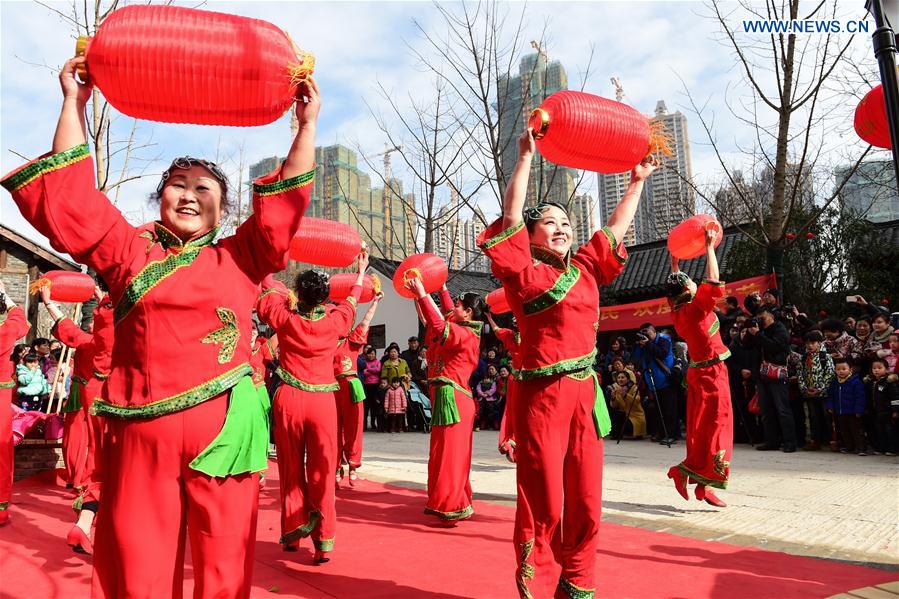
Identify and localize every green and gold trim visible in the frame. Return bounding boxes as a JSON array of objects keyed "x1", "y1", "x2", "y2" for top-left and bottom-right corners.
[
  {"x1": 313, "y1": 538, "x2": 334, "y2": 552},
  {"x1": 258, "y1": 287, "x2": 284, "y2": 301},
  {"x1": 2, "y1": 143, "x2": 91, "y2": 192},
  {"x1": 253, "y1": 168, "x2": 315, "y2": 197},
  {"x1": 522, "y1": 266, "x2": 580, "y2": 316},
  {"x1": 428, "y1": 376, "x2": 473, "y2": 398},
  {"x1": 479, "y1": 221, "x2": 524, "y2": 251},
  {"x1": 677, "y1": 461, "x2": 728, "y2": 489},
  {"x1": 601, "y1": 226, "x2": 627, "y2": 264},
  {"x1": 297, "y1": 305, "x2": 327, "y2": 321},
  {"x1": 0, "y1": 501, "x2": 8, "y2": 511},
  {"x1": 0, "y1": 380, "x2": 15, "y2": 389},
  {"x1": 457, "y1": 320, "x2": 483, "y2": 337},
  {"x1": 708, "y1": 319, "x2": 720, "y2": 337},
  {"x1": 200, "y1": 307, "x2": 240, "y2": 364},
  {"x1": 439, "y1": 322, "x2": 451, "y2": 345},
  {"x1": 93, "y1": 371, "x2": 109, "y2": 381},
  {"x1": 558, "y1": 577, "x2": 595, "y2": 599},
  {"x1": 517, "y1": 349, "x2": 597, "y2": 381},
  {"x1": 90, "y1": 363, "x2": 252, "y2": 419},
  {"x1": 531, "y1": 245, "x2": 569, "y2": 270},
  {"x1": 702, "y1": 278, "x2": 726, "y2": 287},
  {"x1": 280, "y1": 509, "x2": 321, "y2": 544},
  {"x1": 689, "y1": 350, "x2": 731, "y2": 369},
  {"x1": 516, "y1": 539, "x2": 536, "y2": 599},
  {"x1": 423, "y1": 504, "x2": 473, "y2": 521},
  {"x1": 276, "y1": 366, "x2": 339, "y2": 392}
]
